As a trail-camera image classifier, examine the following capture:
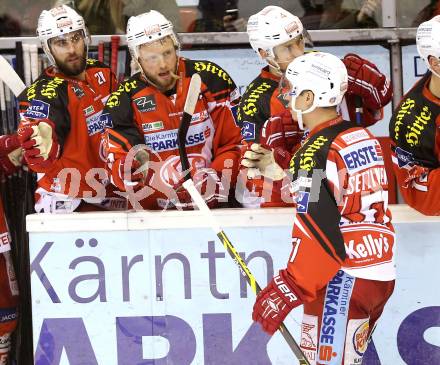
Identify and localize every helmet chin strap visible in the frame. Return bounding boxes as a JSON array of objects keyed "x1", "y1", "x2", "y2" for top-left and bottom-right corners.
[
  {"x1": 267, "y1": 57, "x2": 298, "y2": 77},
  {"x1": 267, "y1": 58, "x2": 283, "y2": 76},
  {"x1": 291, "y1": 95, "x2": 316, "y2": 131}
]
